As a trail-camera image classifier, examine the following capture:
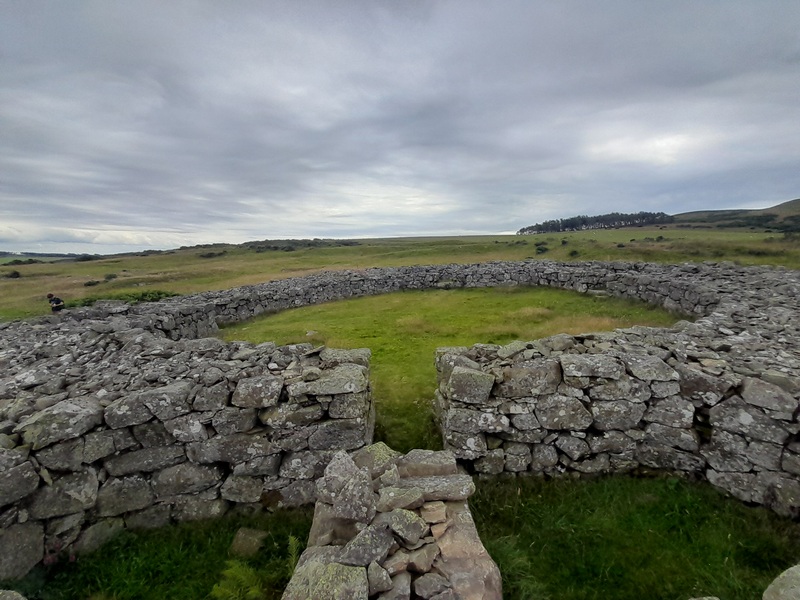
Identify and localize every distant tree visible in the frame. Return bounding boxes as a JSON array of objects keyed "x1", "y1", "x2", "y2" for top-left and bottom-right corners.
[{"x1": 517, "y1": 211, "x2": 674, "y2": 235}]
